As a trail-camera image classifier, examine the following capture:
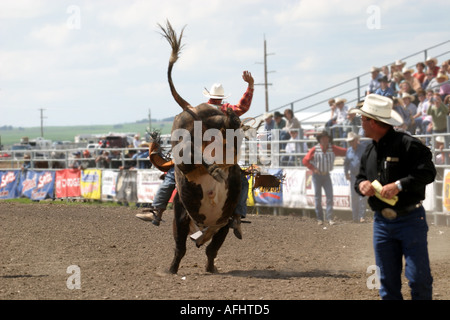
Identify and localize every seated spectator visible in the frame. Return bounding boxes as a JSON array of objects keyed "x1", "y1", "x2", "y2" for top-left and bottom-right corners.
[
  {"x1": 402, "y1": 67, "x2": 422, "y2": 92},
  {"x1": 434, "y1": 136, "x2": 449, "y2": 165},
  {"x1": 324, "y1": 98, "x2": 336, "y2": 128},
  {"x1": 413, "y1": 89, "x2": 432, "y2": 136},
  {"x1": 366, "y1": 67, "x2": 383, "y2": 95},
  {"x1": 261, "y1": 112, "x2": 275, "y2": 141},
  {"x1": 400, "y1": 92, "x2": 417, "y2": 133},
  {"x1": 436, "y1": 73, "x2": 450, "y2": 99},
  {"x1": 281, "y1": 129, "x2": 302, "y2": 166},
  {"x1": 390, "y1": 71, "x2": 404, "y2": 95},
  {"x1": 329, "y1": 97, "x2": 348, "y2": 140},
  {"x1": 273, "y1": 111, "x2": 290, "y2": 141},
  {"x1": 375, "y1": 76, "x2": 394, "y2": 96},
  {"x1": 392, "y1": 97, "x2": 411, "y2": 132},
  {"x1": 399, "y1": 80, "x2": 417, "y2": 105},
  {"x1": 390, "y1": 60, "x2": 406, "y2": 79},
  {"x1": 425, "y1": 57, "x2": 440, "y2": 77},
  {"x1": 283, "y1": 109, "x2": 301, "y2": 131},
  {"x1": 441, "y1": 59, "x2": 449, "y2": 75},
  {"x1": 343, "y1": 109, "x2": 362, "y2": 137},
  {"x1": 414, "y1": 62, "x2": 426, "y2": 84},
  {"x1": 381, "y1": 65, "x2": 390, "y2": 80},
  {"x1": 422, "y1": 69, "x2": 436, "y2": 90}
]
